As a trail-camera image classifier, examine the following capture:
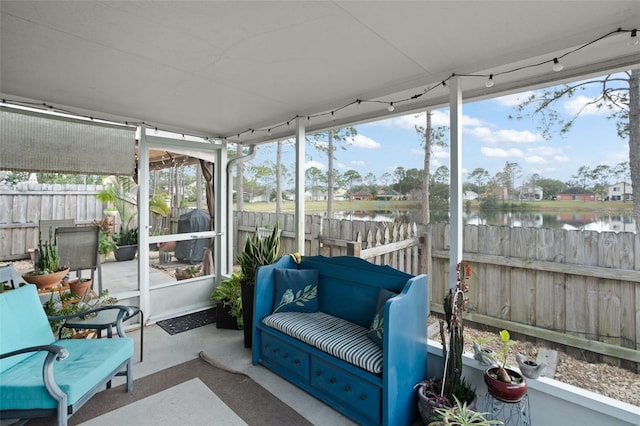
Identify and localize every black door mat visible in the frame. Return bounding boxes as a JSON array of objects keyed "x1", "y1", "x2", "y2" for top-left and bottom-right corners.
[{"x1": 157, "y1": 308, "x2": 216, "y2": 335}]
